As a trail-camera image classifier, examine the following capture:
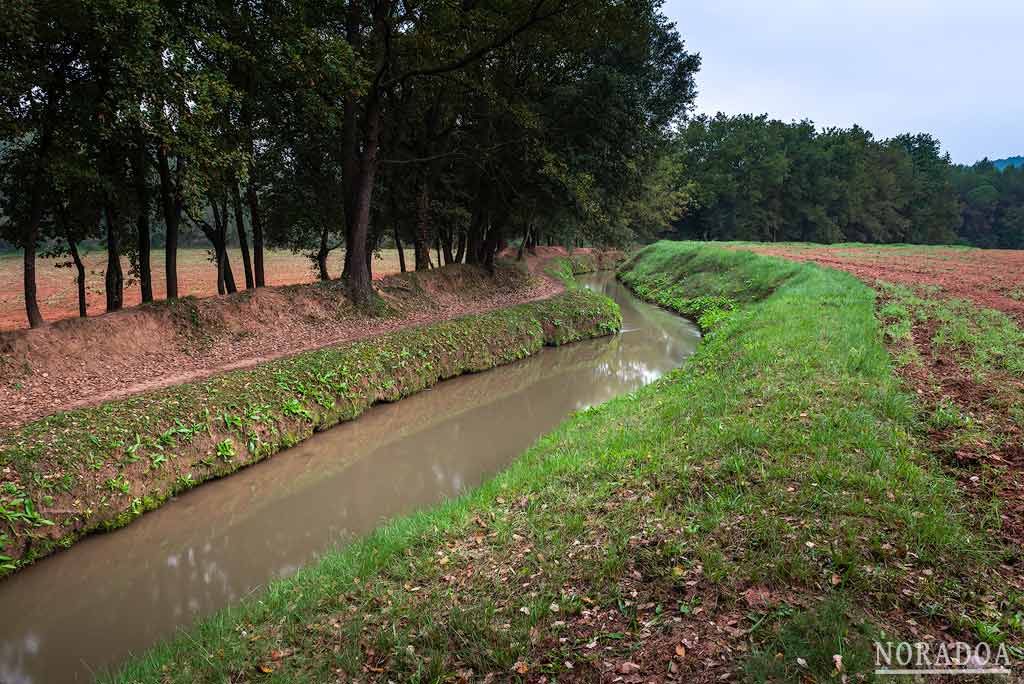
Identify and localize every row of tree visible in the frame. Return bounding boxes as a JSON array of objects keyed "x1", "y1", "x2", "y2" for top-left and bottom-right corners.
[
  {"x1": 668, "y1": 113, "x2": 1023, "y2": 248},
  {"x1": 0, "y1": 0, "x2": 700, "y2": 327},
  {"x1": 952, "y1": 161, "x2": 1024, "y2": 249}
]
